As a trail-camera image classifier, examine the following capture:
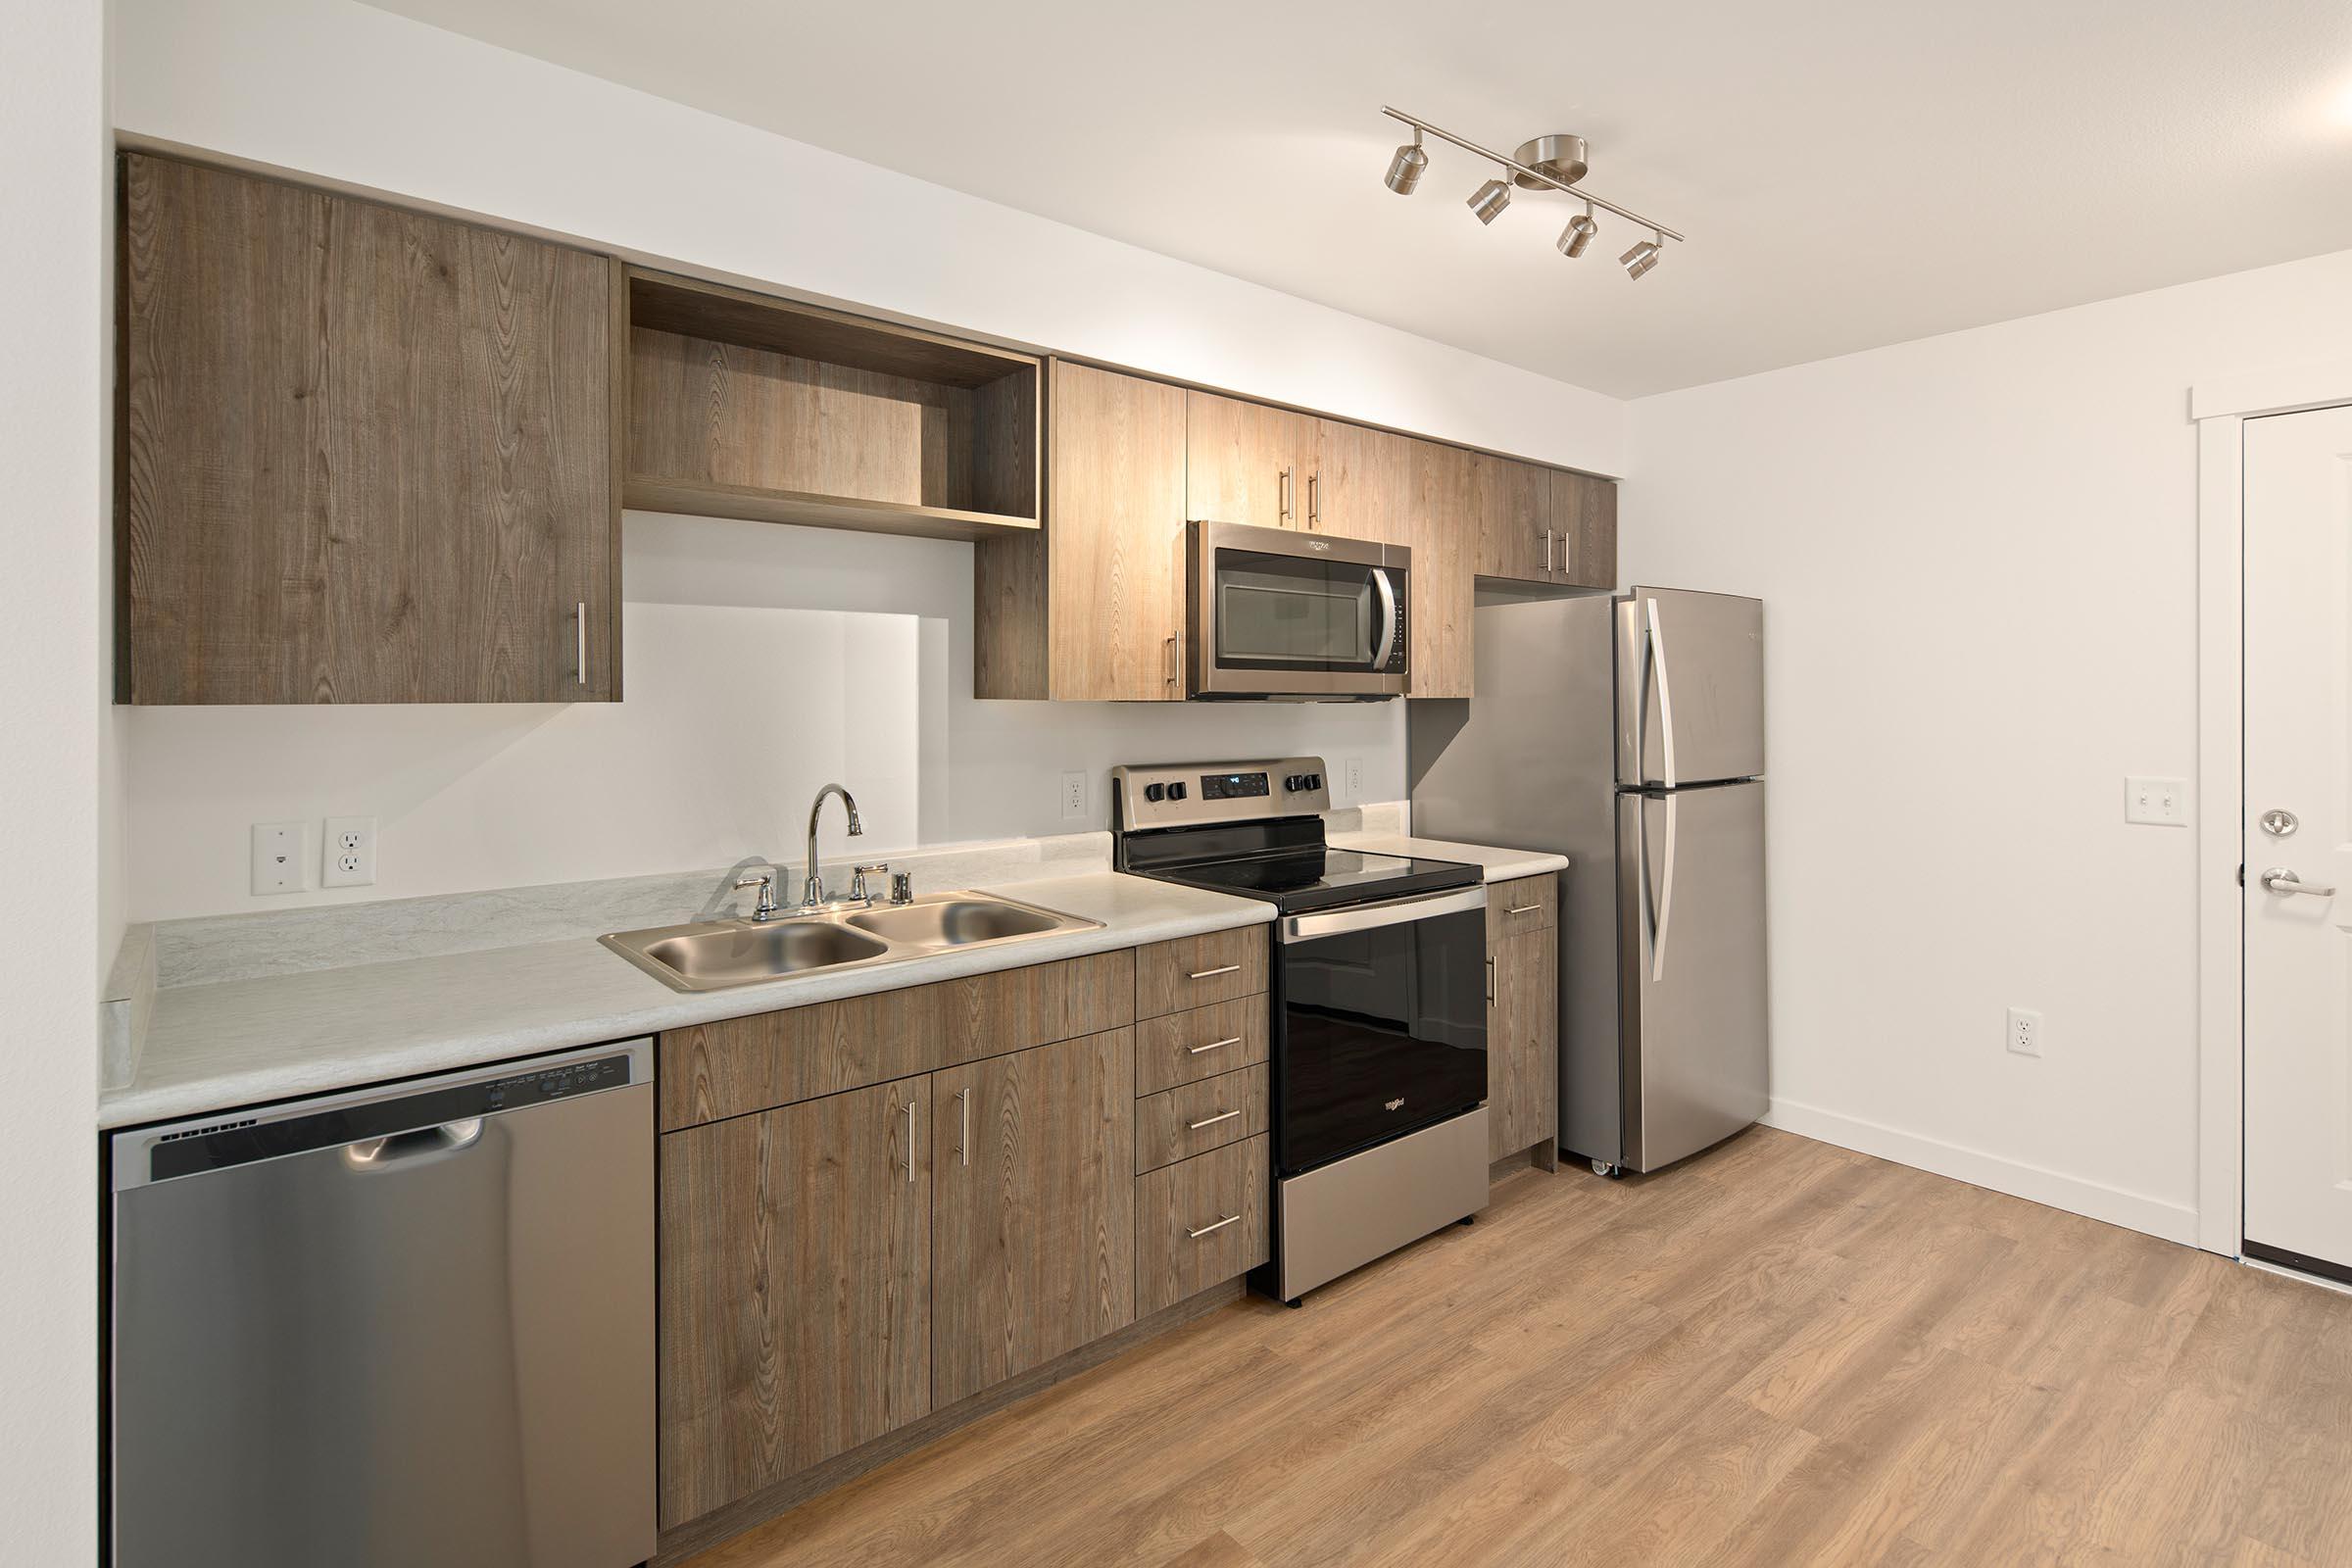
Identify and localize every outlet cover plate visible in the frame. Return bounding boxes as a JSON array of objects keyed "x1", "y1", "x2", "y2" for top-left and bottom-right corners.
[
  {"x1": 1060, "y1": 771, "x2": 1087, "y2": 823},
  {"x1": 2126, "y1": 776, "x2": 2188, "y2": 827},
  {"x1": 251, "y1": 821, "x2": 305, "y2": 895},
  {"x1": 2007, "y1": 1005, "x2": 2043, "y2": 1057},
  {"x1": 322, "y1": 815, "x2": 377, "y2": 888}
]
